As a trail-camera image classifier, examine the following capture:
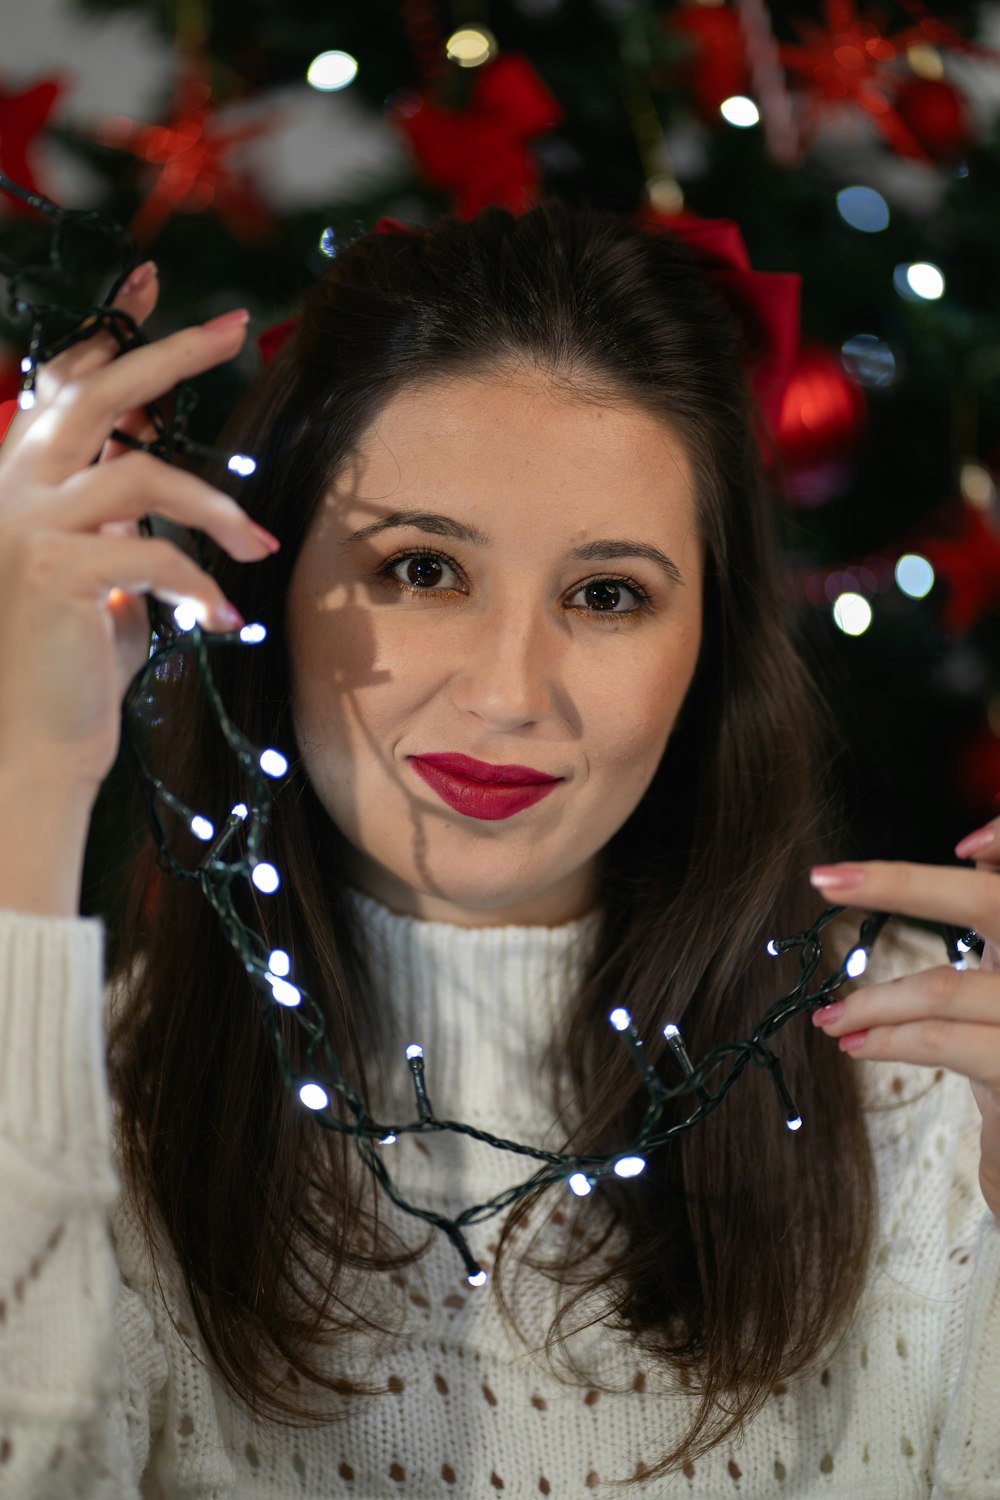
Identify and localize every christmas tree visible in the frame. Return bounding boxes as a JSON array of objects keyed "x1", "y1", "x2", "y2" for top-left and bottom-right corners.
[{"x1": 1, "y1": 0, "x2": 998, "y2": 941}]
